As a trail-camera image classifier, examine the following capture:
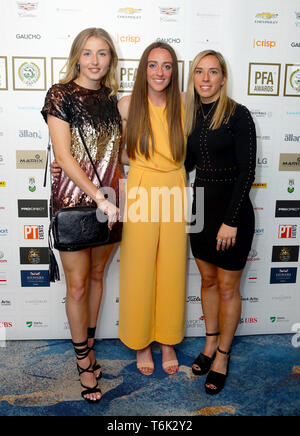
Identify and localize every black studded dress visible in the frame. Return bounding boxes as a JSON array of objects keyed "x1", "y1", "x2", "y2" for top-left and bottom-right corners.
[{"x1": 185, "y1": 102, "x2": 256, "y2": 271}]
